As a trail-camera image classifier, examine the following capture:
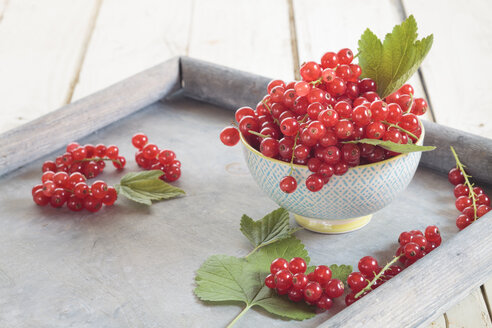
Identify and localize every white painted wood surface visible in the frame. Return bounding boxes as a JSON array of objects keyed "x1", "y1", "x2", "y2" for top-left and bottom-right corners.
[
  {"x1": 0, "y1": 0, "x2": 491, "y2": 325},
  {"x1": 0, "y1": 0, "x2": 100, "y2": 133}
]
